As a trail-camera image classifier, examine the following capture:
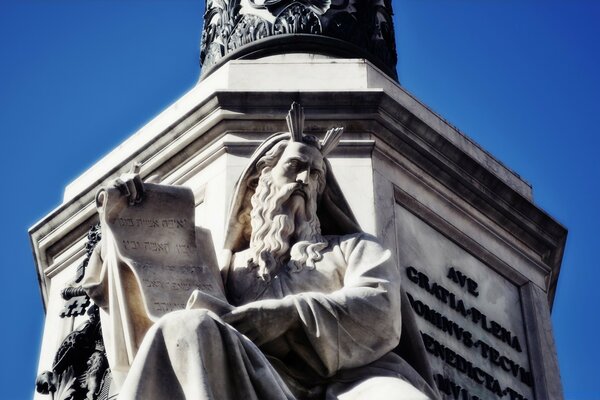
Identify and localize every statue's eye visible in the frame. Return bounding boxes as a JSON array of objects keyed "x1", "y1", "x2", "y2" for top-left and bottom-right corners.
[
  {"x1": 310, "y1": 170, "x2": 321, "y2": 179},
  {"x1": 286, "y1": 160, "x2": 299, "y2": 169}
]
